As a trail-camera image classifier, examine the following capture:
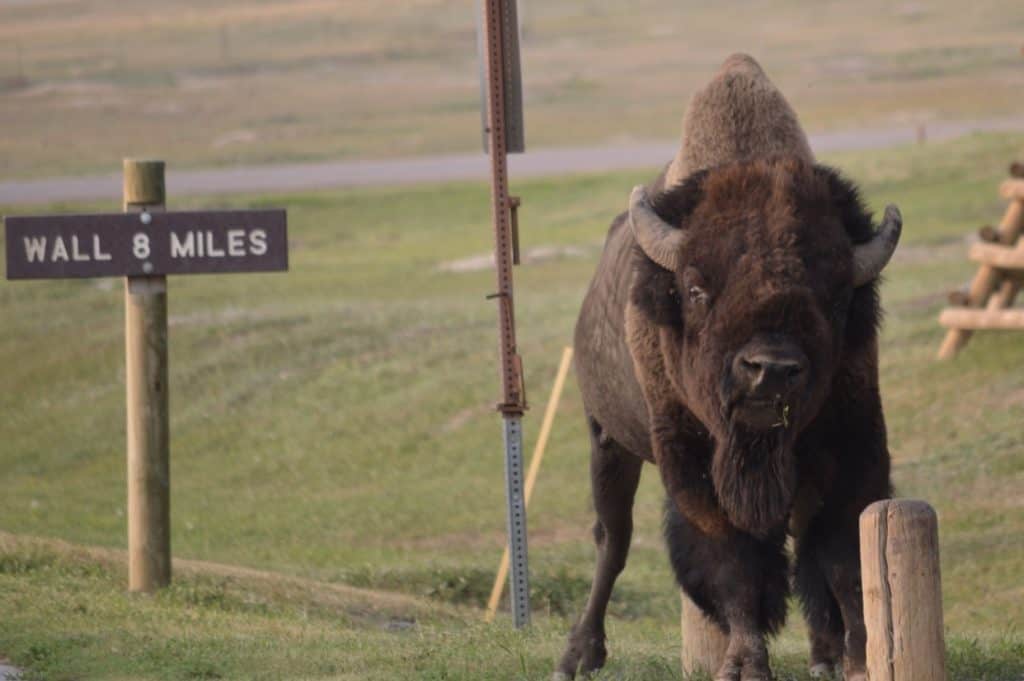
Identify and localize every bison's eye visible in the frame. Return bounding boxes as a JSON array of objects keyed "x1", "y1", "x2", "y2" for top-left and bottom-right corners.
[{"x1": 682, "y1": 266, "x2": 710, "y2": 313}]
